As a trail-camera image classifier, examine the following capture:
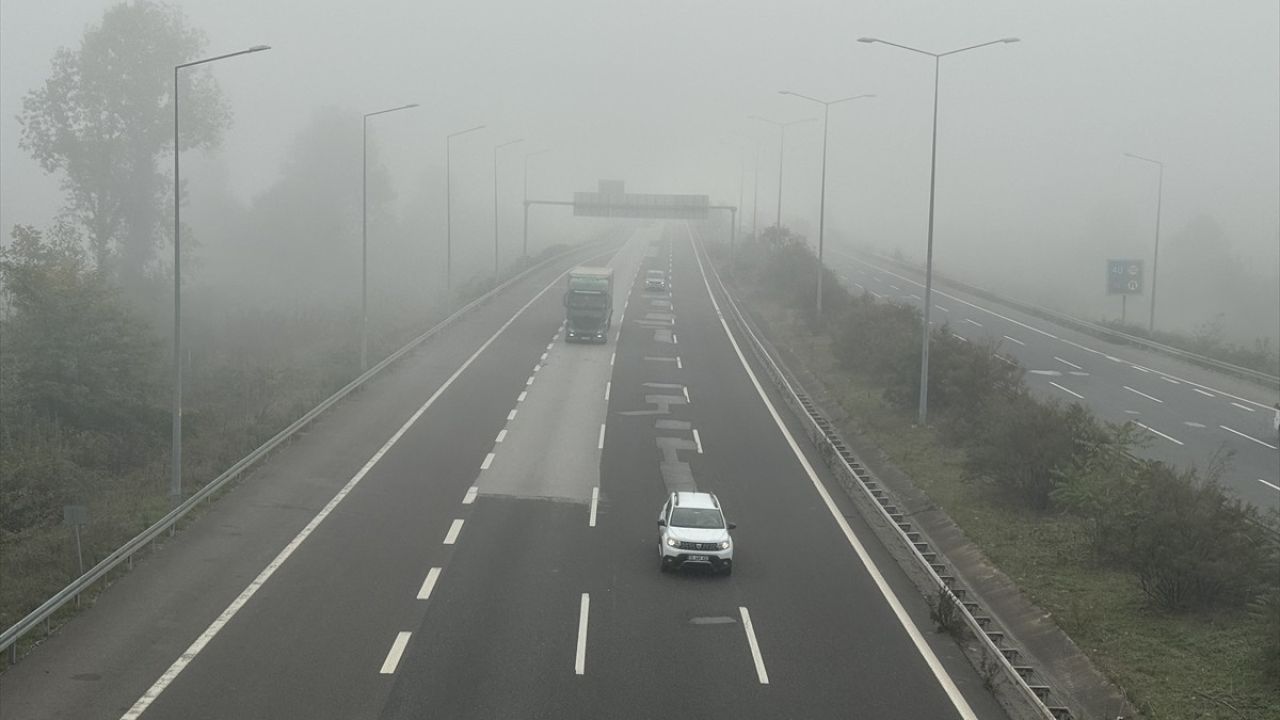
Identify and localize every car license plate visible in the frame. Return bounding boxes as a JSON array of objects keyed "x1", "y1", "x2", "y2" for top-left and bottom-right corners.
[{"x1": 687, "y1": 554, "x2": 709, "y2": 562}]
